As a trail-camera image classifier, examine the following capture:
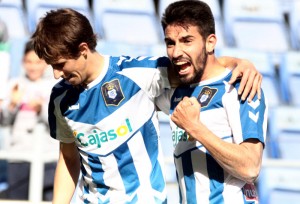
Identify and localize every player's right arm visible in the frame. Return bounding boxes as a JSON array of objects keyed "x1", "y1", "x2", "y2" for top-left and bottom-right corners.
[{"x1": 53, "y1": 142, "x2": 80, "y2": 204}]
